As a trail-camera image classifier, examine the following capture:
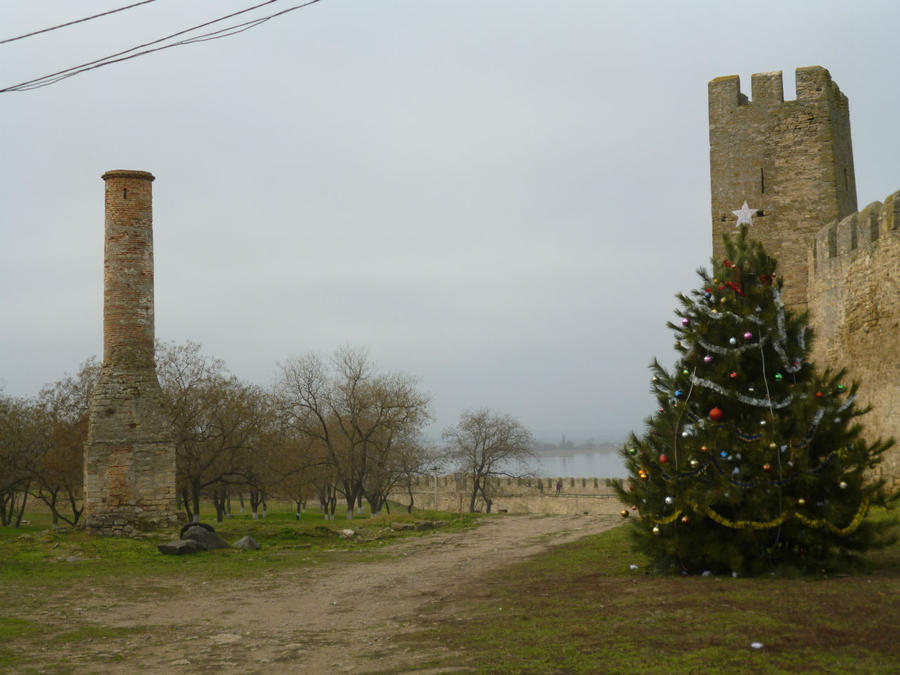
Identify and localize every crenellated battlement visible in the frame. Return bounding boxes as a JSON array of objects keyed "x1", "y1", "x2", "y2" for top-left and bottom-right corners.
[
  {"x1": 709, "y1": 66, "x2": 847, "y2": 113},
  {"x1": 811, "y1": 191, "x2": 900, "y2": 271},
  {"x1": 708, "y1": 65, "x2": 857, "y2": 311},
  {"x1": 807, "y1": 191, "x2": 900, "y2": 488}
]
